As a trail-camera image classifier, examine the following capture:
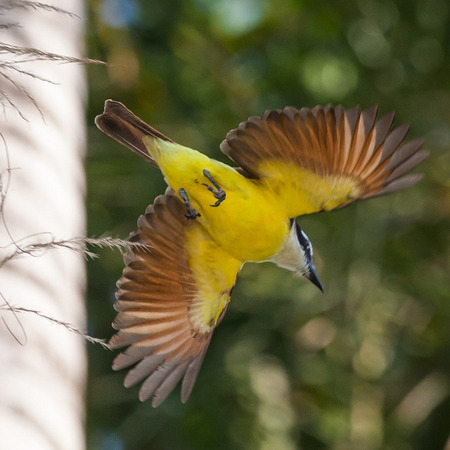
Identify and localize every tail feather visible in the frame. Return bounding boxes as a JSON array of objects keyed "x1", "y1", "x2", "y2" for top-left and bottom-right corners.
[{"x1": 95, "y1": 100, "x2": 173, "y2": 168}]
